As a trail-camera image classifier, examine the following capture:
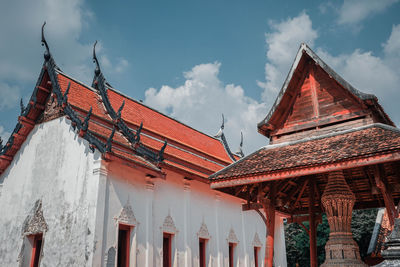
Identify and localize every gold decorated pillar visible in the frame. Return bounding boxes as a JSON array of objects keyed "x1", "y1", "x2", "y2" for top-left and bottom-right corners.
[{"x1": 321, "y1": 170, "x2": 366, "y2": 267}]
